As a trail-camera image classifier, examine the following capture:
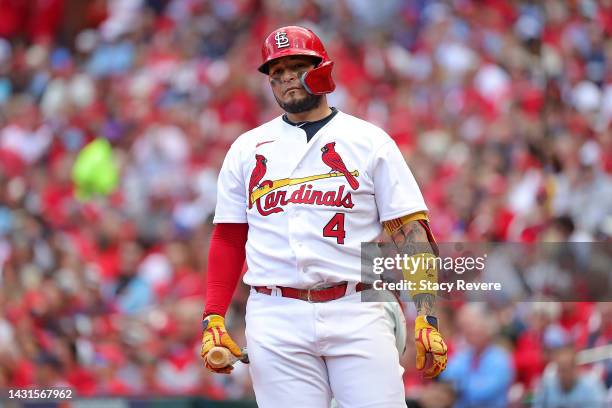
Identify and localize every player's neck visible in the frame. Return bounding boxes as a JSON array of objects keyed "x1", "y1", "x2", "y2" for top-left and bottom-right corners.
[{"x1": 286, "y1": 102, "x2": 332, "y2": 123}]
